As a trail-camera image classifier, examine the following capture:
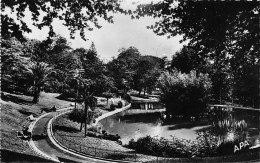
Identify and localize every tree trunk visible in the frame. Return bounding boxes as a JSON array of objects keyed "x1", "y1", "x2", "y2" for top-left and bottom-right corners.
[
  {"x1": 80, "y1": 122, "x2": 83, "y2": 131},
  {"x1": 84, "y1": 100, "x2": 89, "y2": 137},
  {"x1": 32, "y1": 85, "x2": 40, "y2": 103},
  {"x1": 75, "y1": 81, "x2": 78, "y2": 110},
  {"x1": 138, "y1": 89, "x2": 142, "y2": 96}
]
